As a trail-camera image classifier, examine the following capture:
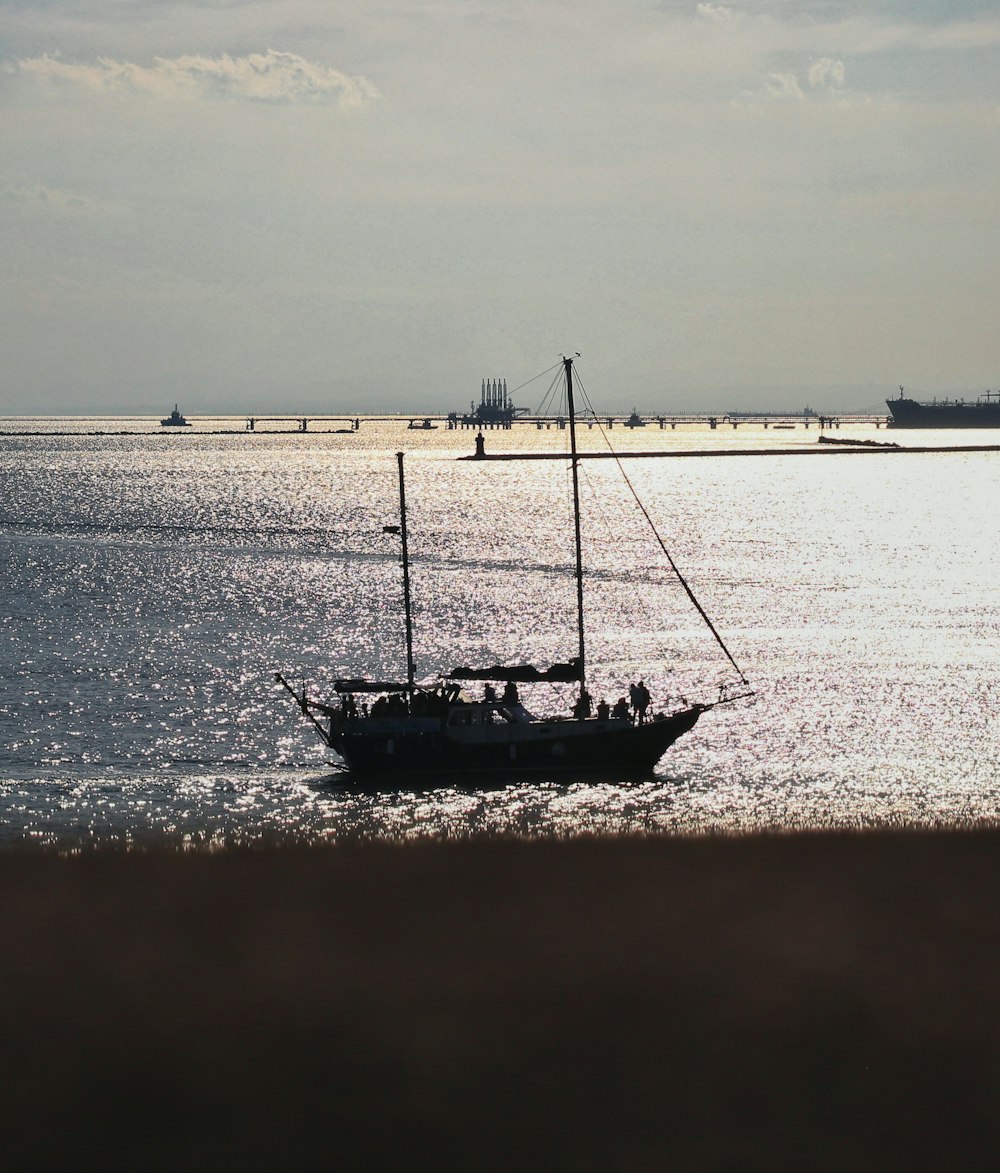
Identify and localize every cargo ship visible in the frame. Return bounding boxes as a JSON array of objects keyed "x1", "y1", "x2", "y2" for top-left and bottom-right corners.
[{"x1": 886, "y1": 387, "x2": 1000, "y2": 428}]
